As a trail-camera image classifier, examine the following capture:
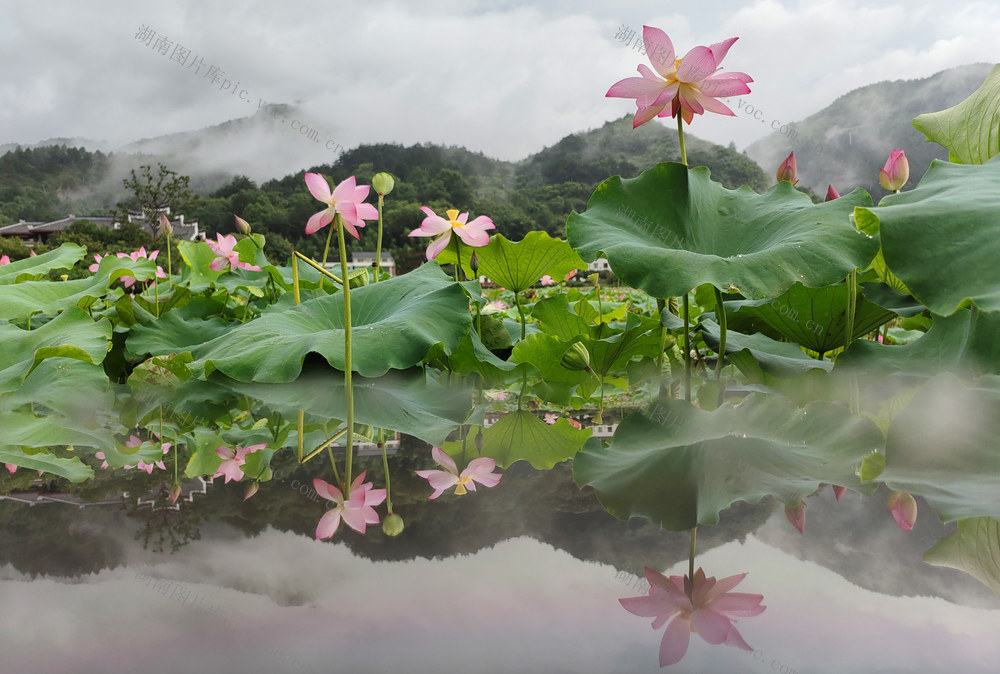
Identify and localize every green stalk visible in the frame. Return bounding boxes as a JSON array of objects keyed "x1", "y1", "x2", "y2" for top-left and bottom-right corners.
[
  {"x1": 713, "y1": 287, "x2": 728, "y2": 406},
  {"x1": 166, "y1": 231, "x2": 173, "y2": 289},
  {"x1": 683, "y1": 293, "x2": 691, "y2": 402},
  {"x1": 379, "y1": 429, "x2": 393, "y2": 514},
  {"x1": 375, "y1": 194, "x2": 385, "y2": 282},
  {"x1": 336, "y1": 214, "x2": 355, "y2": 495},
  {"x1": 292, "y1": 254, "x2": 300, "y2": 305},
  {"x1": 688, "y1": 526, "x2": 698, "y2": 592},
  {"x1": 677, "y1": 115, "x2": 688, "y2": 166},
  {"x1": 318, "y1": 221, "x2": 335, "y2": 291},
  {"x1": 515, "y1": 291, "x2": 526, "y2": 340},
  {"x1": 451, "y1": 233, "x2": 462, "y2": 282}
]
